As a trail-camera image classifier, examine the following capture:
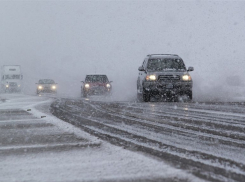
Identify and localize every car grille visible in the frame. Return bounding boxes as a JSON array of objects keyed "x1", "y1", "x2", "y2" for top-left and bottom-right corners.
[
  {"x1": 158, "y1": 75, "x2": 180, "y2": 81},
  {"x1": 9, "y1": 82, "x2": 18, "y2": 86}
]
